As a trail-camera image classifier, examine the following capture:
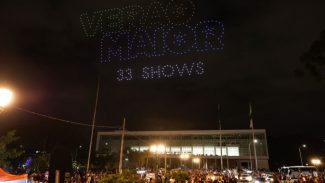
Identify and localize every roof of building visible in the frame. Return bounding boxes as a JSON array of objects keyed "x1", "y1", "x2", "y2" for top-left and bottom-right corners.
[{"x1": 97, "y1": 129, "x2": 266, "y2": 136}]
